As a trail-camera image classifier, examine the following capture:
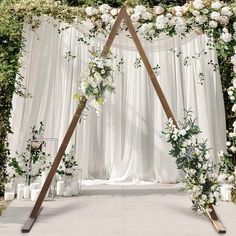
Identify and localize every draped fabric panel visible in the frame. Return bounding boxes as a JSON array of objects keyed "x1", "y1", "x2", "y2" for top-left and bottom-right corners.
[{"x1": 9, "y1": 17, "x2": 226, "y2": 184}]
